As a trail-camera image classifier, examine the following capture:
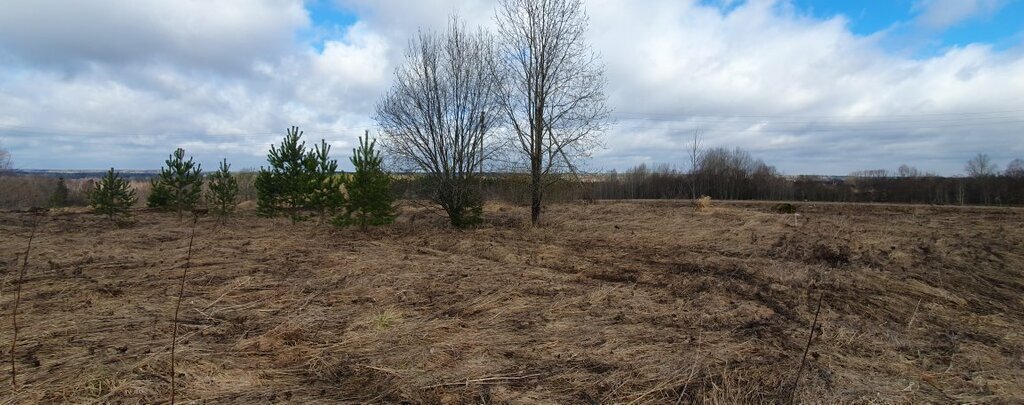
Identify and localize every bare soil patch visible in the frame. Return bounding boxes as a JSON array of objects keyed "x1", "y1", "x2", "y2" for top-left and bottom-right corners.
[{"x1": 1, "y1": 201, "x2": 1022, "y2": 403}]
